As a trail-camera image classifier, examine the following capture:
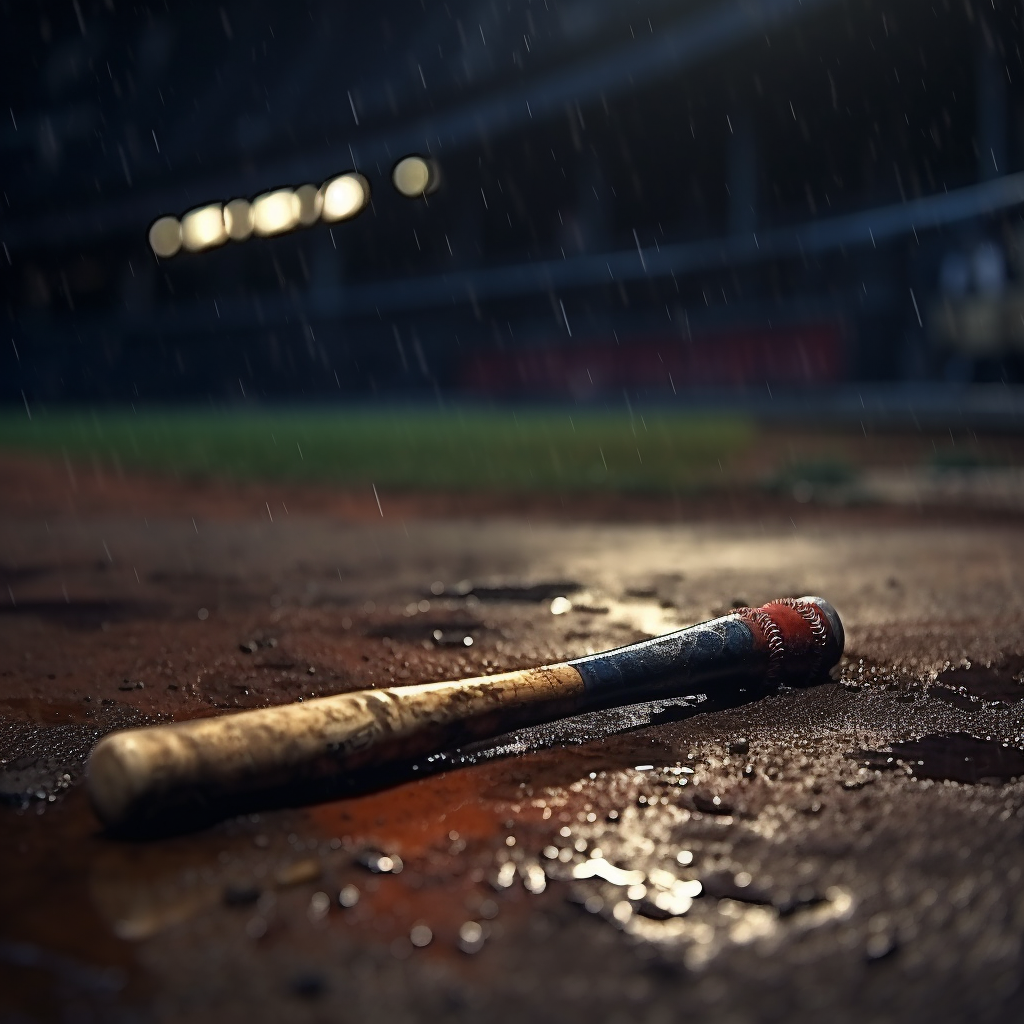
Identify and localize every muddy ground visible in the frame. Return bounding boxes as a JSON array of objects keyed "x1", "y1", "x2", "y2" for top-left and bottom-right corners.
[{"x1": 2, "y1": 450, "x2": 1024, "y2": 1024}]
